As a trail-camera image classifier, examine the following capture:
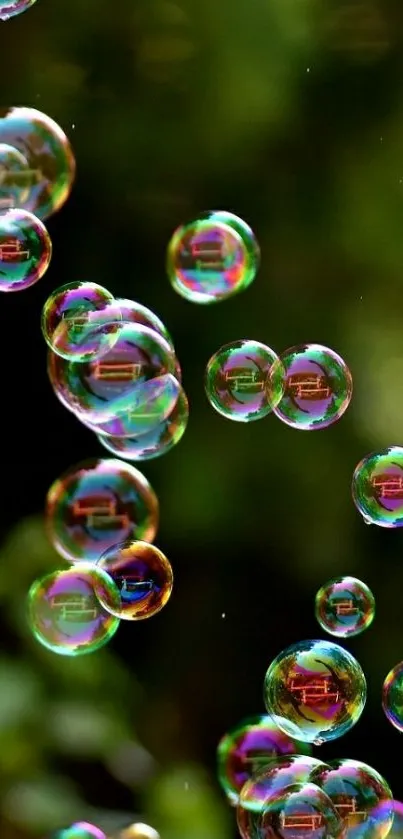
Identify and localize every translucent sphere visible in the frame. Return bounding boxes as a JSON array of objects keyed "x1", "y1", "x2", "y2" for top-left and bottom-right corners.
[
  {"x1": 263, "y1": 639, "x2": 367, "y2": 744},
  {"x1": 97, "y1": 387, "x2": 189, "y2": 461},
  {"x1": 0, "y1": 107, "x2": 75, "y2": 219},
  {"x1": 50, "y1": 822, "x2": 107, "y2": 839},
  {"x1": 273, "y1": 344, "x2": 353, "y2": 430},
  {"x1": 28, "y1": 564, "x2": 120, "y2": 656},
  {"x1": 120, "y1": 825, "x2": 160, "y2": 839},
  {"x1": 382, "y1": 661, "x2": 403, "y2": 732},
  {"x1": 0, "y1": 143, "x2": 31, "y2": 209},
  {"x1": 167, "y1": 215, "x2": 258, "y2": 304},
  {"x1": 352, "y1": 446, "x2": 403, "y2": 528},
  {"x1": 217, "y1": 714, "x2": 311, "y2": 806},
  {"x1": 45, "y1": 458, "x2": 159, "y2": 563},
  {"x1": 315, "y1": 577, "x2": 375, "y2": 638},
  {"x1": 205, "y1": 340, "x2": 285, "y2": 422},
  {"x1": 47, "y1": 322, "x2": 177, "y2": 428},
  {"x1": 256, "y1": 782, "x2": 343, "y2": 839},
  {"x1": 310, "y1": 759, "x2": 393, "y2": 839},
  {"x1": 116, "y1": 298, "x2": 174, "y2": 349},
  {"x1": 41, "y1": 282, "x2": 123, "y2": 362},
  {"x1": 0, "y1": 208, "x2": 51, "y2": 291},
  {"x1": 0, "y1": 0, "x2": 36, "y2": 19},
  {"x1": 96, "y1": 540, "x2": 173, "y2": 620}
]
